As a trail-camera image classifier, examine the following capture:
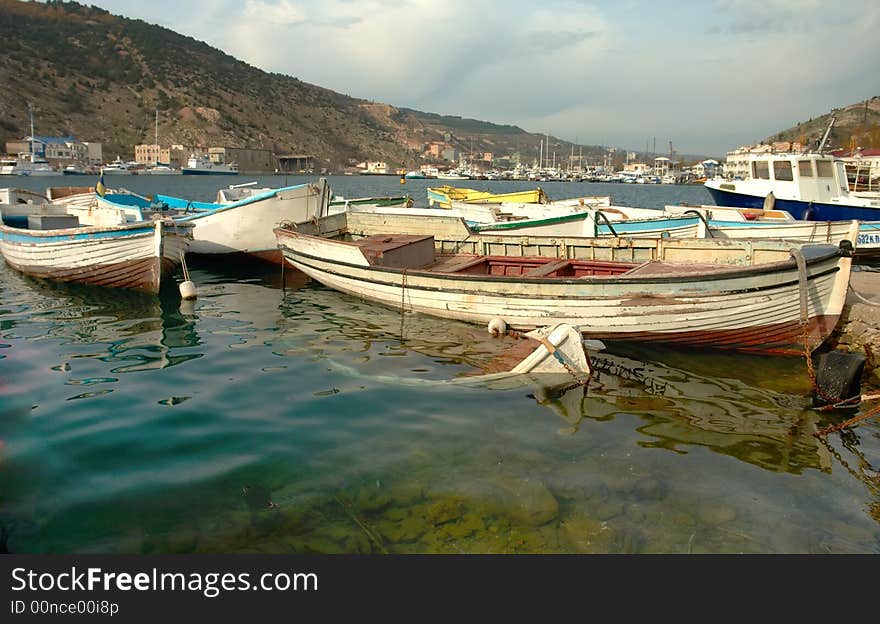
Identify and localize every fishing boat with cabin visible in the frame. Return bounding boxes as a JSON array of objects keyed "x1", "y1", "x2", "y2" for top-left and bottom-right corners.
[{"x1": 705, "y1": 152, "x2": 880, "y2": 220}]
